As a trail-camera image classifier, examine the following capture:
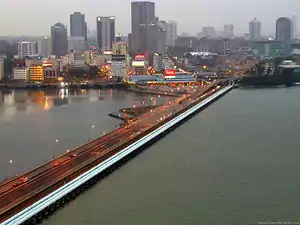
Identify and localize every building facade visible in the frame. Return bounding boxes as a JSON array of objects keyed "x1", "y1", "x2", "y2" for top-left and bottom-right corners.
[
  {"x1": 70, "y1": 12, "x2": 85, "y2": 37},
  {"x1": 51, "y1": 22, "x2": 68, "y2": 57},
  {"x1": 276, "y1": 17, "x2": 292, "y2": 41},
  {"x1": 111, "y1": 54, "x2": 126, "y2": 81},
  {"x1": 130, "y1": 1, "x2": 155, "y2": 54},
  {"x1": 37, "y1": 36, "x2": 51, "y2": 58},
  {"x1": 165, "y1": 21, "x2": 177, "y2": 47},
  {"x1": 13, "y1": 67, "x2": 29, "y2": 80},
  {"x1": 18, "y1": 41, "x2": 37, "y2": 58},
  {"x1": 223, "y1": 24, "x2": 234, "y2": 38},
  {"x1": 291, "y1": 15, "x2": 297, "y2": 39},
  {"x1": 153, "y1": 53, "x2": 165, "y2": 72},
  {"x1": 202, "y1": 27, "x2": 216, "y2": 38},
  {"x1": 249, "y1": 18, "x2": 261, "y2": 40},
  {"x1": 96, "y1": 17, "x2": 115, "y2": 51},
  {"x1": 0, "y1": 58, "x2": 4, "y2": 80}
]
